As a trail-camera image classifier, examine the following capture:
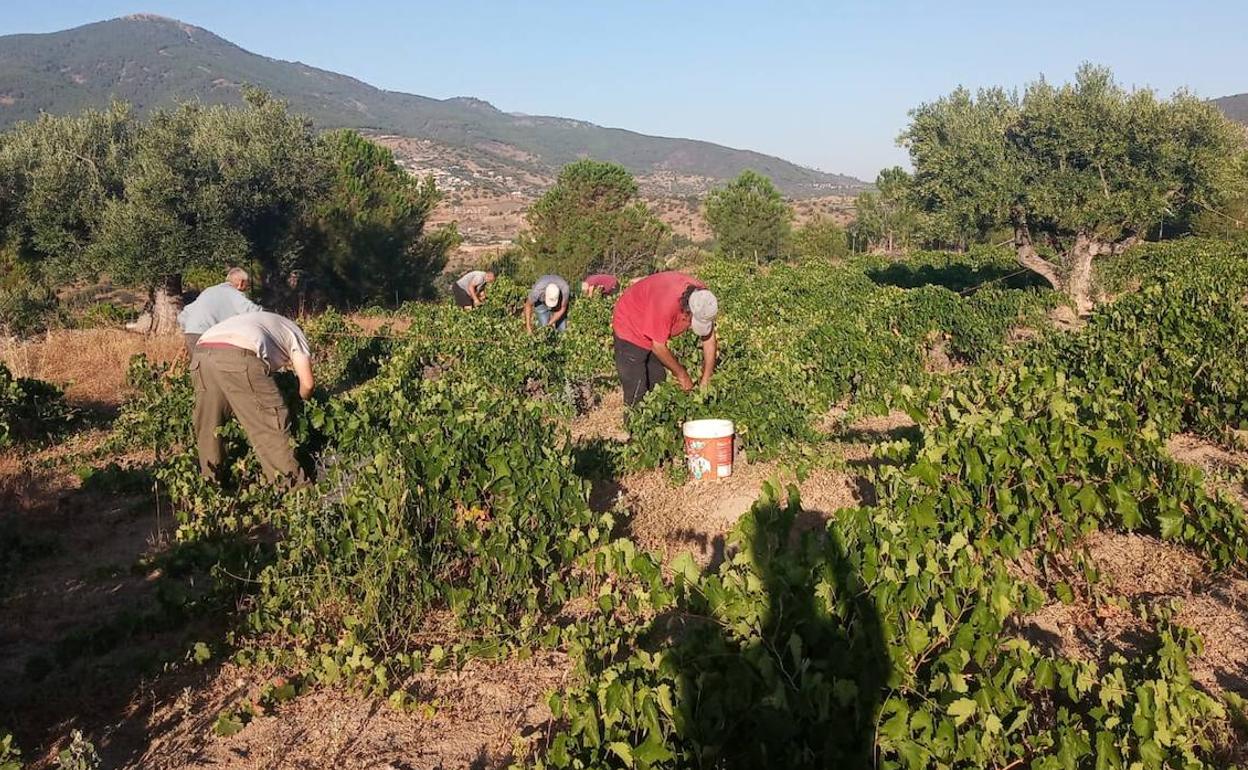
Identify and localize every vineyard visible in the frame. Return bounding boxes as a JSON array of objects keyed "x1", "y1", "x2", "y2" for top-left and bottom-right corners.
[{"x1": 2, "y1": 241, "x2": 1247, "y2": 768}]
